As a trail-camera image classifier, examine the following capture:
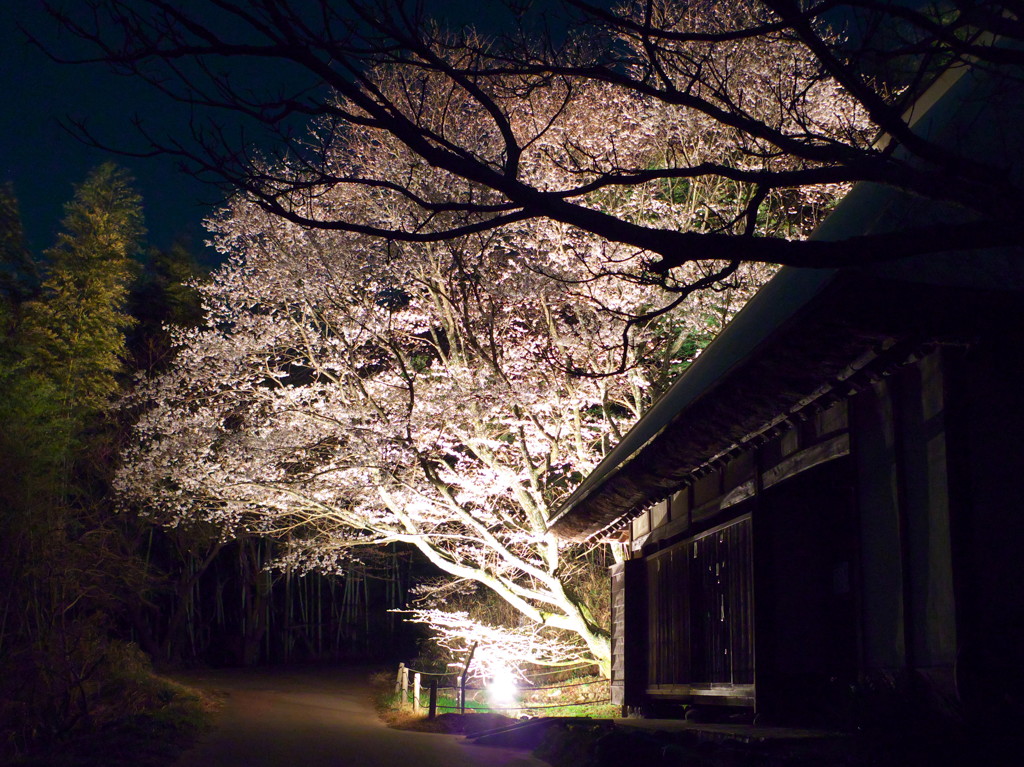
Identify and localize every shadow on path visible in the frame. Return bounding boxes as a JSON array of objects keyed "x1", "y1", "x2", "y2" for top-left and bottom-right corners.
[{"x1": 171, "y1": 666, "x2": 546, "y2": 767}]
